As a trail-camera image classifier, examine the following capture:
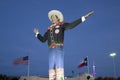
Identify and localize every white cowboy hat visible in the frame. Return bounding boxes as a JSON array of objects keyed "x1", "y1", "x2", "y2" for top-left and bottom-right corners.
[{"x1": 48, "y1": 10, "x2": 64, "y2": 22}]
